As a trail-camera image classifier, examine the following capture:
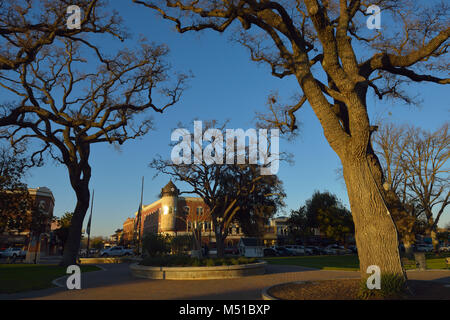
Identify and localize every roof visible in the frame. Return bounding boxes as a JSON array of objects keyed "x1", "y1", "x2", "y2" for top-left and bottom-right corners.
[{"x1": 161, "y1": 180, "x2": 179, "y2": 197}]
